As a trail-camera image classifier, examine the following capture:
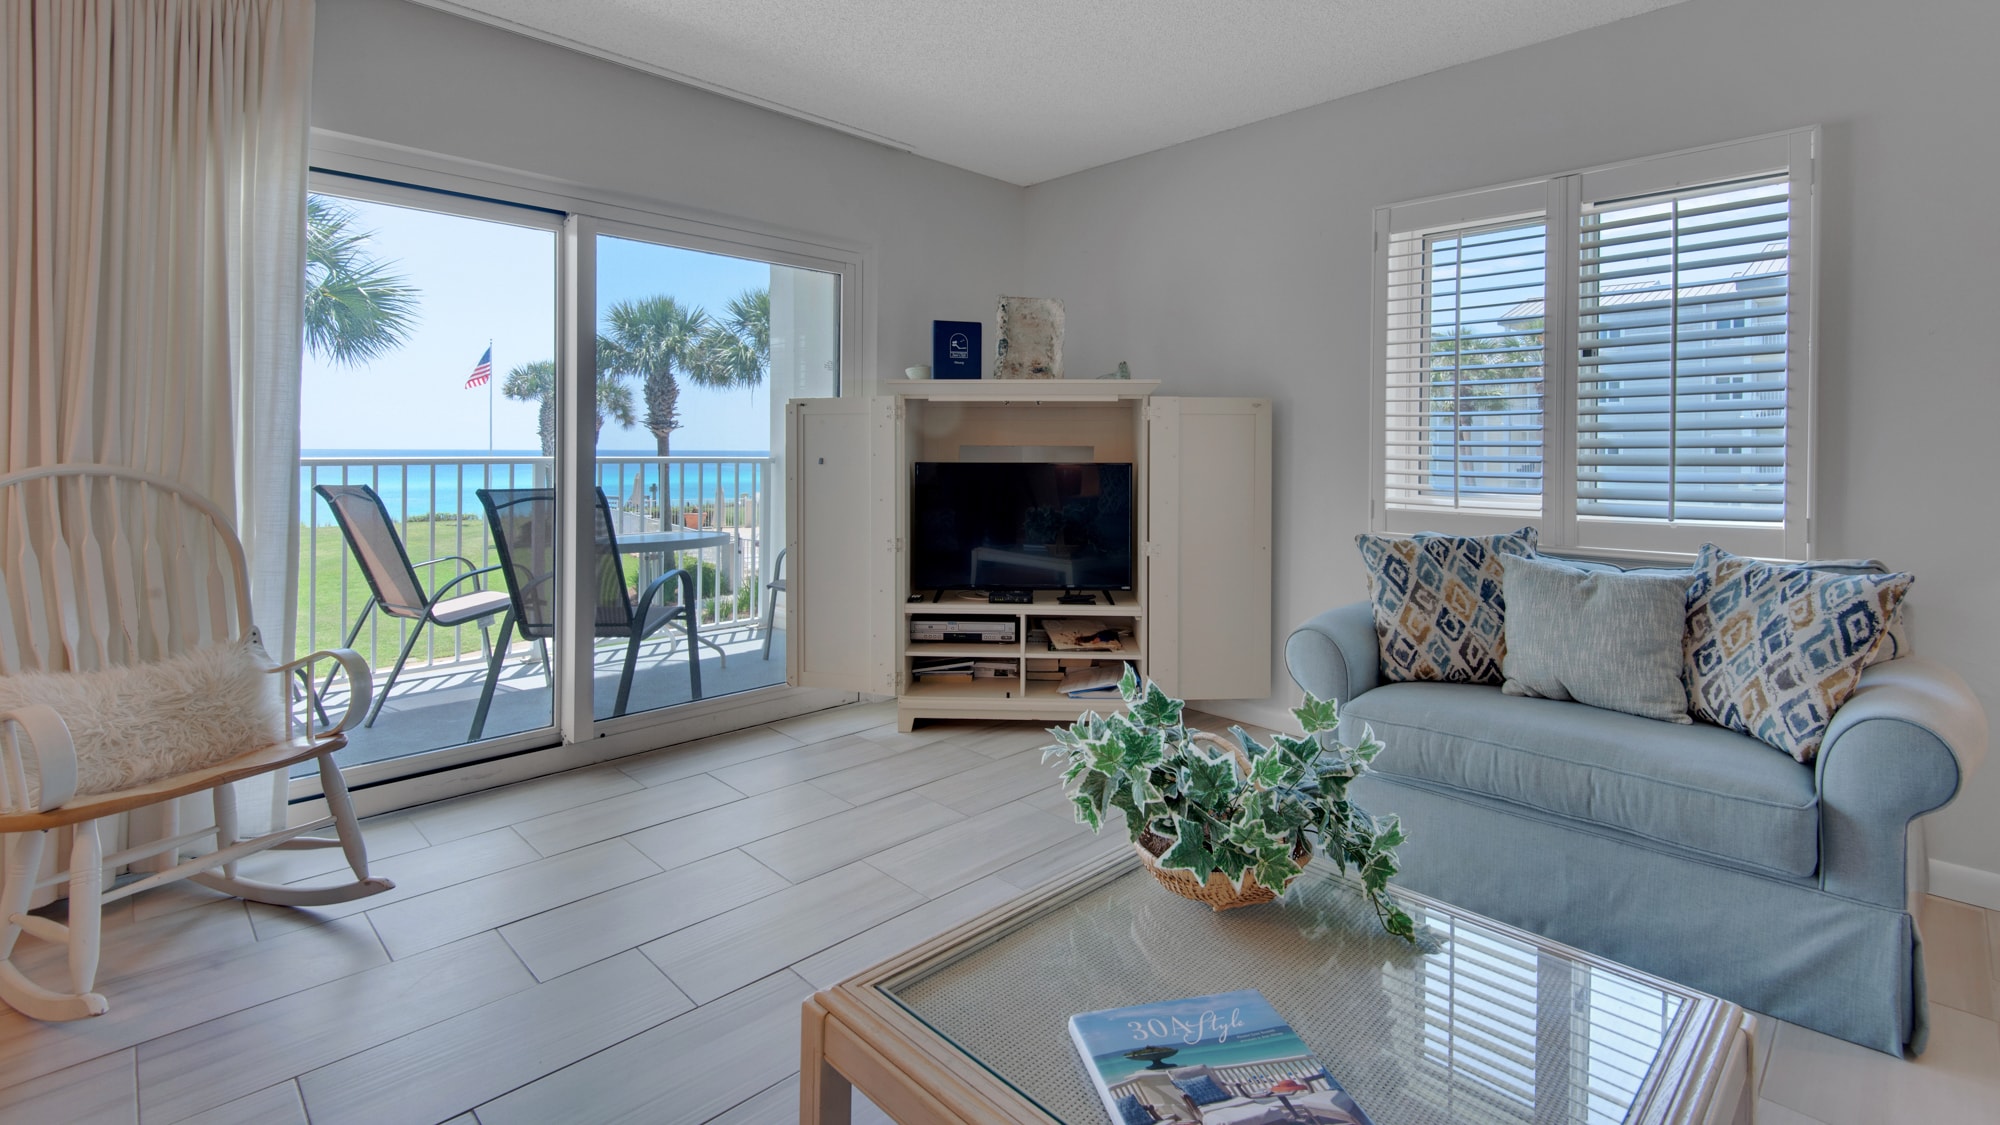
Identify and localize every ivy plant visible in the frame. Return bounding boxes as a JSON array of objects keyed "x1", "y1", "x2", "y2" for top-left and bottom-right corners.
[{"x1": 1043, "y1": 667, "x2": 1415, "y2": 941}]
